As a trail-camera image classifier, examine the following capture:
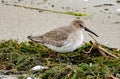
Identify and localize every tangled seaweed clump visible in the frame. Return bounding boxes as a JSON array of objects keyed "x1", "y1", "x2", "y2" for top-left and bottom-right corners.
[{"x1": 0, "y1": 39, "x2": 120, "y2": 79}]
